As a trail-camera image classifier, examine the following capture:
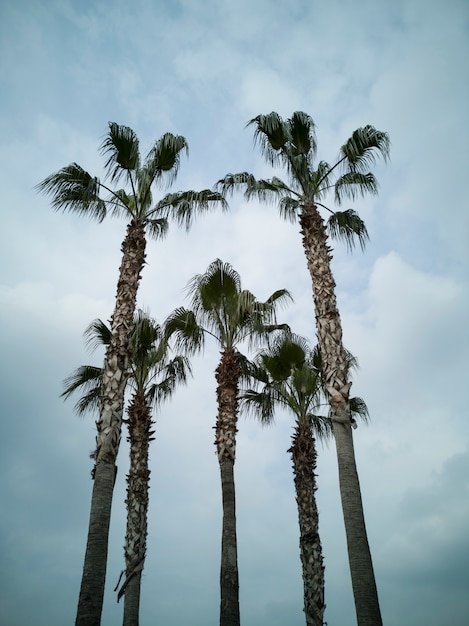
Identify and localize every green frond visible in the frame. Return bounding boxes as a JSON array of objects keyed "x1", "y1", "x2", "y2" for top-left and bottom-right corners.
[
  {"x1": 83, "y1": 318, "x2": 111, "y2": 353},
  {"x1": 61, "y1": 365, "x2": 103, "y2": 416},
  {"x1": 265, "y1": 288, "x2": 293, "y2": 308},
  {"x1": 339, "y1": 125, "x2": 390, "y2": 173},
  {"x1": 311, "y1": 160, "x2": 332, "y2": 196},
  {"x1": 100, "y1": 122, "x2": 141, "y2": 183},
  {"x1": 146, "y1": 217, "x2": 169, "y2": 240},
  {"x1": 164, "y1": 307, "x2": 205, "y2": 355},
  {"x1": 155, "y1": 189, "x2": 227, "y2": 231},
  {"x1": 334, "y1": 172, "x2": 379, "y2": 204},
  {"x1": 350, "y1": 396, "x2": 370, "y2": 423},
  {"x1": 36, "y1": 164, "x2": 107, "y2": 222},
  {"x1": 327, "y1": 209, "x2": 370, "y2": 252},
  {"x1": 240, "y1": 388, "x2": 277, "y2": 424},
  {"x1": 248, "y1": 112, "x2": 289, "y2": 165},
  {"x1": 279, "y1": 196, "x2": 300, "y2": 222},
  {"x1": 289, "y1": 111, "x2": 317, "y2": 157},
  {"x1": 215, "y1": 172, "x2": 258, "y2": 197},
  {"x1": 188, "y1": 259, "x2": 241, "y2": 311},
  {"x1": 244, "y1": 176, "x2": 295, "y2": 204},
  {"x1": 142, "y1": 133, "x2": 188, "y2": 189},
  {"x1": 308, "y1": 413, "x2": 332, "y2": 440}
]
